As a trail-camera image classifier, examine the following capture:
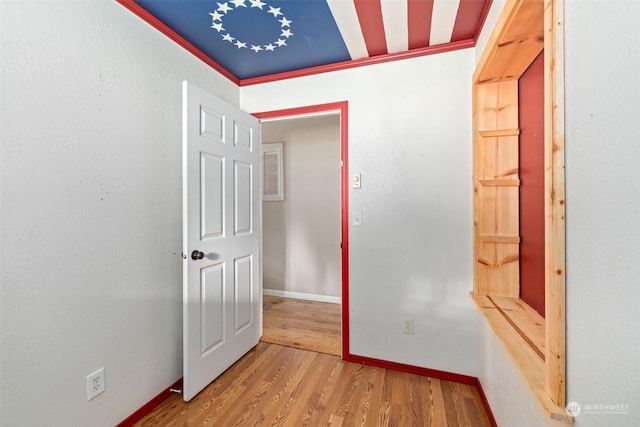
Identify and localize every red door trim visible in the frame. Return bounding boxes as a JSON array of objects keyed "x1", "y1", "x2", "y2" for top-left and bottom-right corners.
[{"x1": 253, "y1": 101, "x2": 351, "y2": 359}]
